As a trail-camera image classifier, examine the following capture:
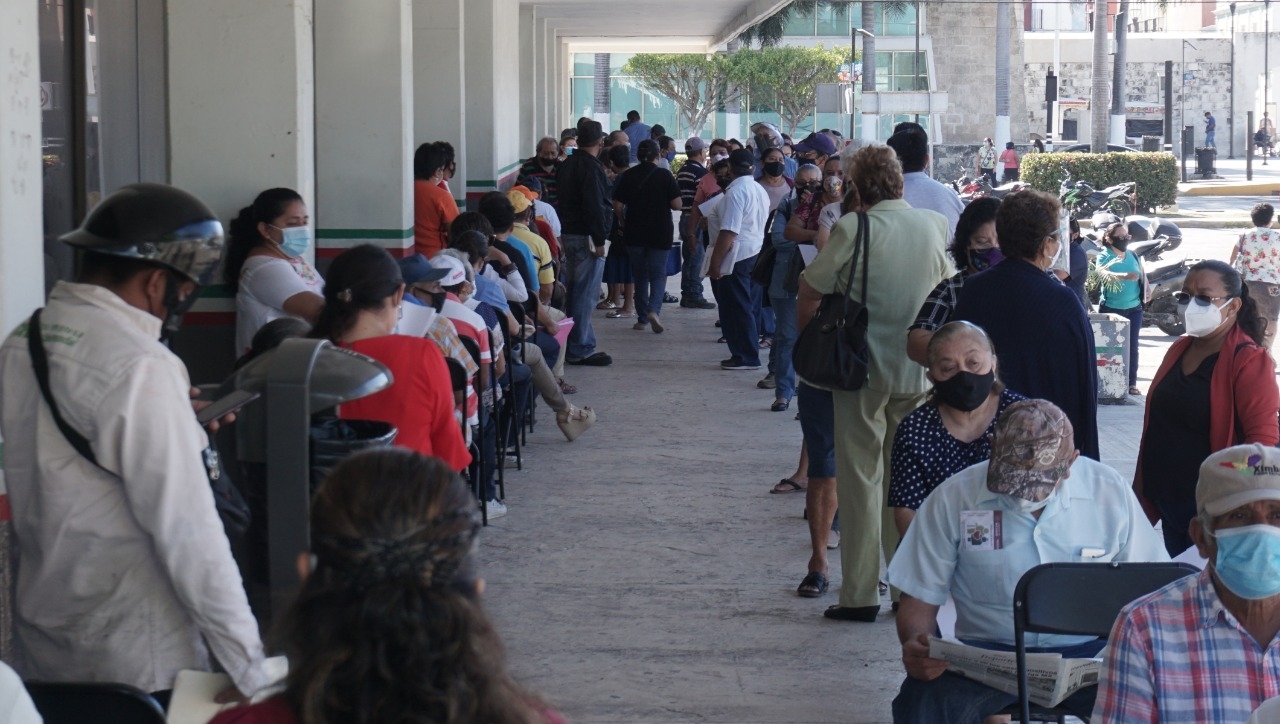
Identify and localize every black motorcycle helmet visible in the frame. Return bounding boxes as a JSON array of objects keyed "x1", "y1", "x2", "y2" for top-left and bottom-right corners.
[{"x1": 60, "y1": 183, "x2": 225, "y2": 338}]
